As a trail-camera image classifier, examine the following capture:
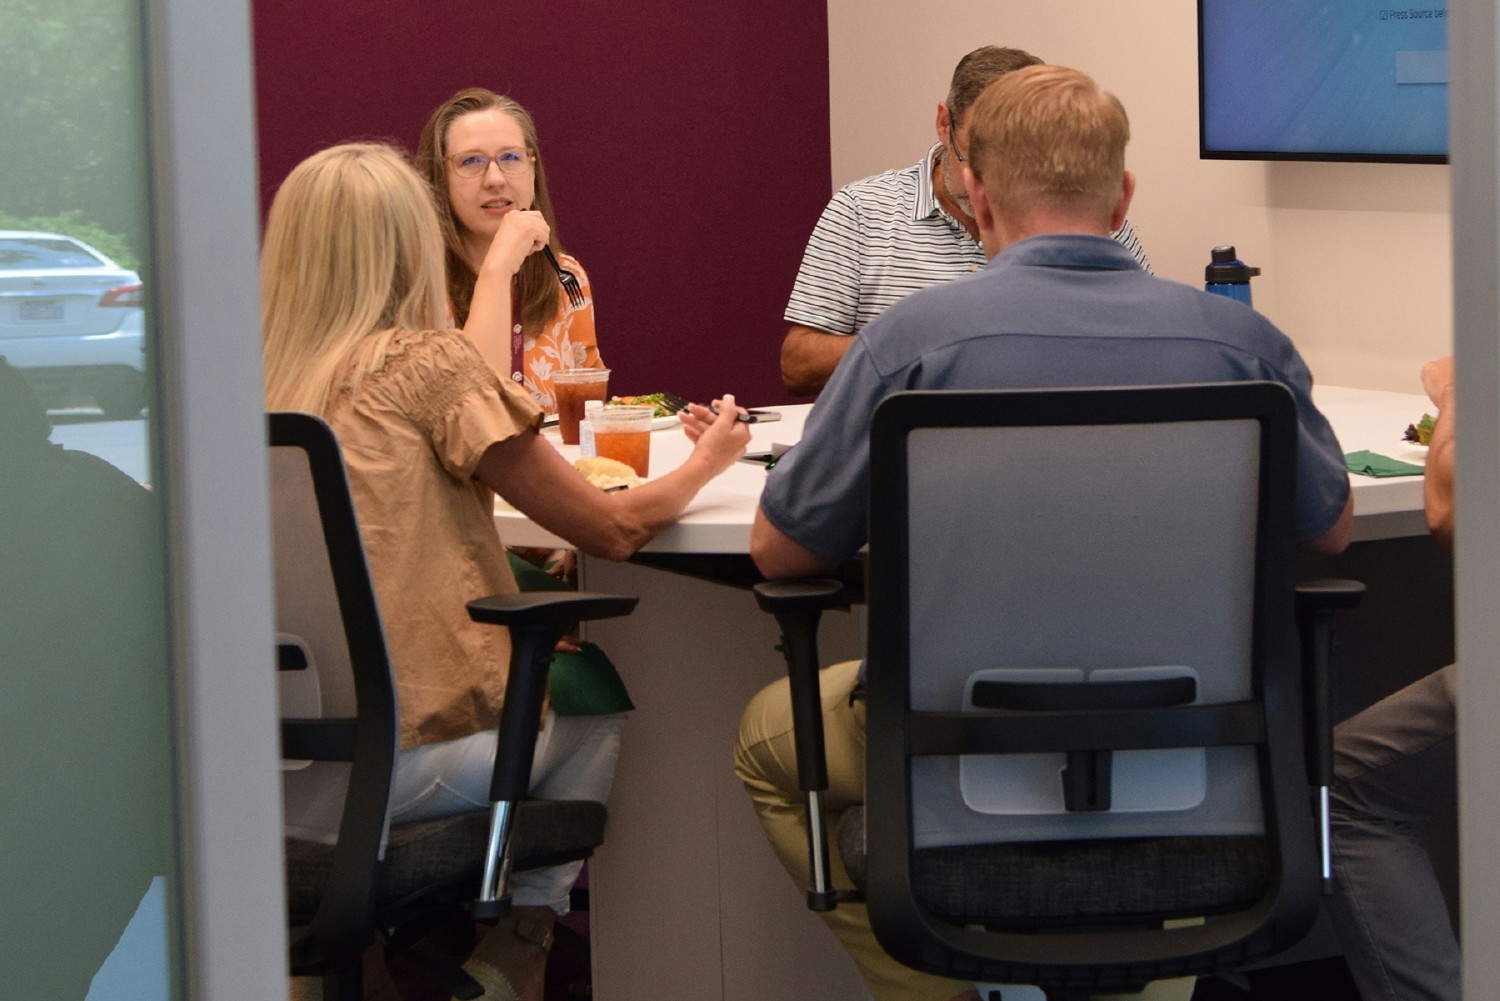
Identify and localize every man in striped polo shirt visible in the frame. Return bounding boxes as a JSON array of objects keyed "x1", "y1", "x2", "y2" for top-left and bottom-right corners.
[{"x1": 780, "y1": 46, "x2": 1152, "y2": 396}]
